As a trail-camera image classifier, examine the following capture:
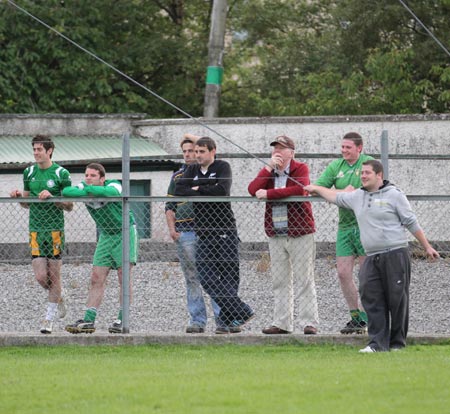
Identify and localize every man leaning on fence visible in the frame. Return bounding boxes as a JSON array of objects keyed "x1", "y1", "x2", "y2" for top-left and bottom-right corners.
[
  {"x1": 175, "y1": 136, "x2": 254, "y2": 334},
  {"x1": 305, "y1": 160, "x2": 439, "y2": 352},
  {"x1": 315, "y1": 132, "x2": 373, "y2": 334},
  {"x1": 63, "y1": 163, "x2": 138, "y2": 334},
  {"x1": 248, "y1": 135, "x2": 319, "y2": 335},
  {"x1": 165, "y1": 133, "x2": 223, "y2": 334},
  {"x1": 10, "y1": 134, "x2": 73, "y2": 334}
]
